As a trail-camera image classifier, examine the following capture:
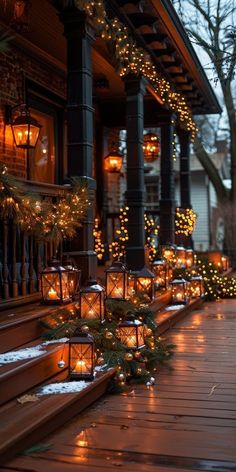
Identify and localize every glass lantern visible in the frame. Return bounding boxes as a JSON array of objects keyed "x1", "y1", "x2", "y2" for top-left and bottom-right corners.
[
  {"x1": 131, "y1": 266, "x2": 155, "y2": 300},
  {"x1": 41, "y1": 259, "x2": 71, "y2": 304},
  {"x1": 80, "y1": 280, "x2": 105, "y2": 321},
  {"x1": 68, "y1": 328, "x2": 94, "y2": 380},
  {"x1": 171, "y1": 278, "x2": 188, "y2": 304},
  {"x1": 161, "y1": 244, "x2": 175, "y2": 263},
  {"x1": 105, "y1": 261, "x2": 128, "y2": 300},
  {"x1": 152, "y1": 258, "x2": 168, "y2": 289},
  {"x1": 63, "y1": 257, "x2": 81, "y2": 300},
  {"x1": 117, "y1": 313, "x2": 145, "y2": 349},
  {"x1": 189, "y1": 276, "x2": 204, "y2": 298},
  {"x1": 104, "y1": 148, "x2": 123, "y2": 173},
  {"x1": 143, "y1": 133, "x2": 160, "y2": 162},
  {"x1": 185, "y1": 249, "x2": 194, "y2": 269},
  {"x1": 221, "y1": 255, "x2": 229, "y2": 272},
  {"x1": 11, "y1": 104, "x2": 41, "y2": 149},
  {"x1": 175, "y1": 246, "x2": 186, "y2": 268}
]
